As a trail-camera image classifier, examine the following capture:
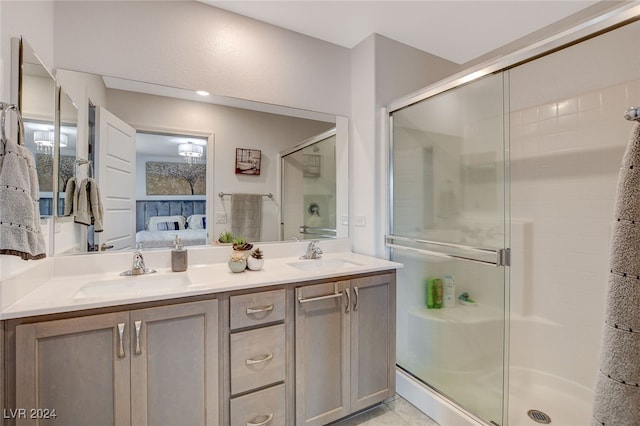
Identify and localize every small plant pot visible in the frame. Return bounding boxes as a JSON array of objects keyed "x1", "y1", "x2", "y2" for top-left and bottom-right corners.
[
  {"x1": 228, "y1": 259, "x2": 247, "y2": 273},
  {"x1": 233, "y1": 249, "x2": 252, "y2": 260},
  {"x1": 247, "y1": 256, "x2": 264, "y2": 271}
]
